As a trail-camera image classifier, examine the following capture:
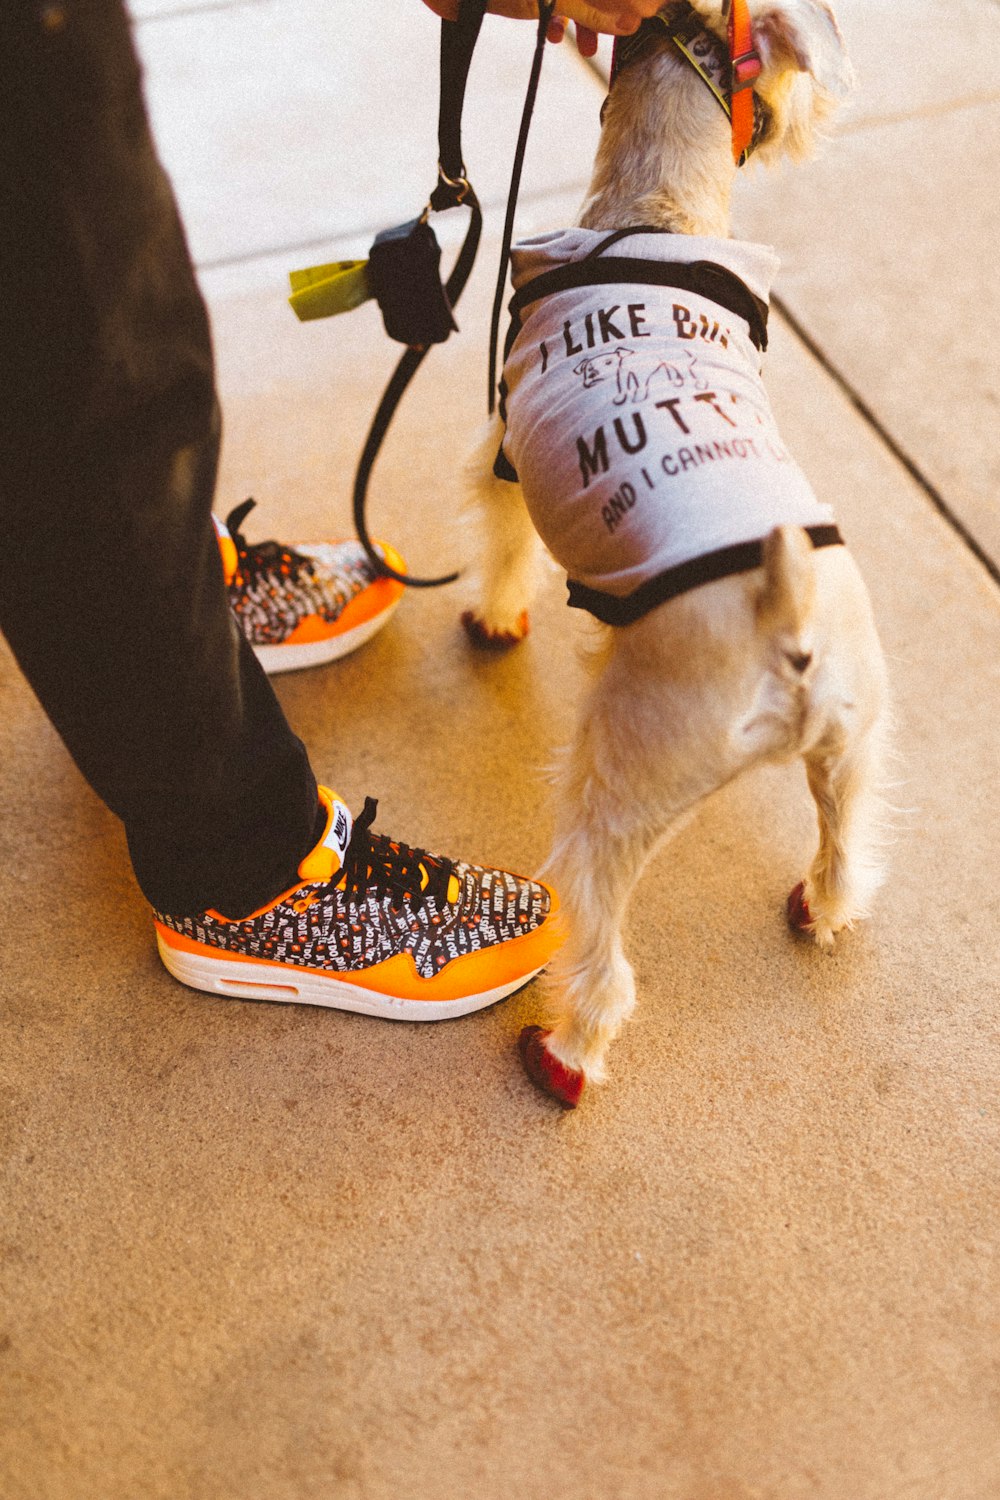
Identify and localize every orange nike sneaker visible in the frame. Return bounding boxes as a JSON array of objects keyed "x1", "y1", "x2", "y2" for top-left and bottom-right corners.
[
  {"x1": 215, "y1": 499, "x2": 405, "y2": 674},
  {"x1": 154, "y1": 789, "x2": 561, "y2": 1020}
]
